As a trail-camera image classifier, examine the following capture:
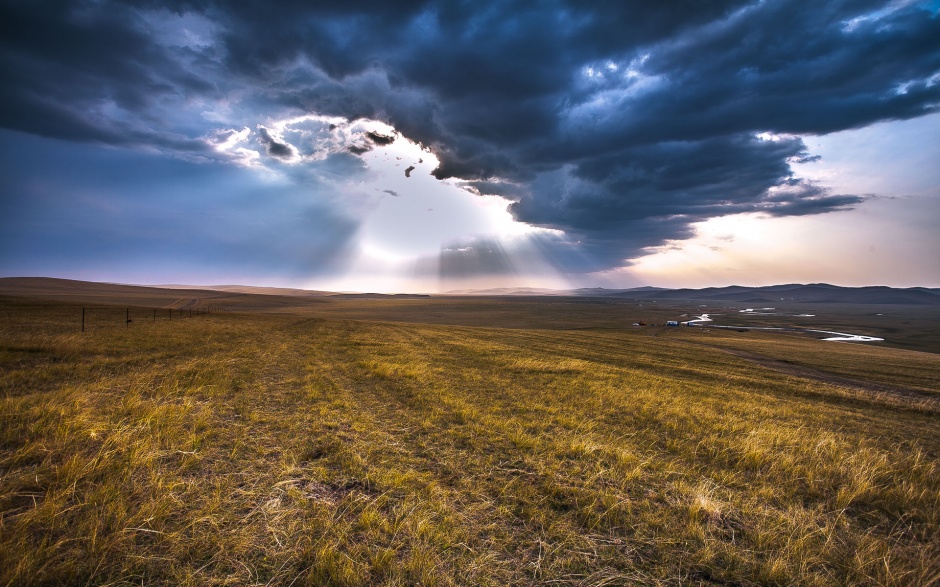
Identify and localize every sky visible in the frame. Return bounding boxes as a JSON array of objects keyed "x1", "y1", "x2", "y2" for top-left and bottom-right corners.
[{"x1": 1, "y1": 0, "x2": 938, "y2": 292}]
